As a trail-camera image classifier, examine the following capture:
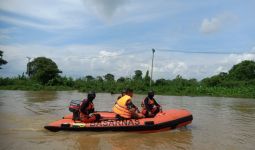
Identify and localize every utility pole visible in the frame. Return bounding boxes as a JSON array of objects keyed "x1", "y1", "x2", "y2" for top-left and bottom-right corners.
[
  {"x1": 26, "y1": 57, "x2": 31, "y2": 77},
  {"x1": 150, "y1": 48, "x2": 155, "y2": 88}
]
